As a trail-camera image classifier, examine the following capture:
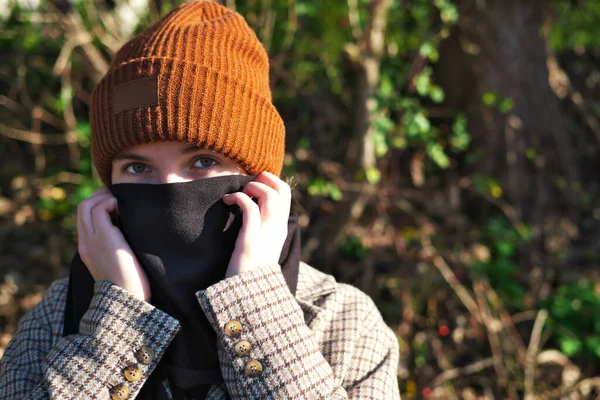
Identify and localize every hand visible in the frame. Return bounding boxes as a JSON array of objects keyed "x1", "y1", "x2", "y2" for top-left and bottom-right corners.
[
  {"x1": 222, "y1": 172, "x2": 291, "y2": 278},
  {"x1": 77, "y1": 188, "x2": 151, "y2": 302}
]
